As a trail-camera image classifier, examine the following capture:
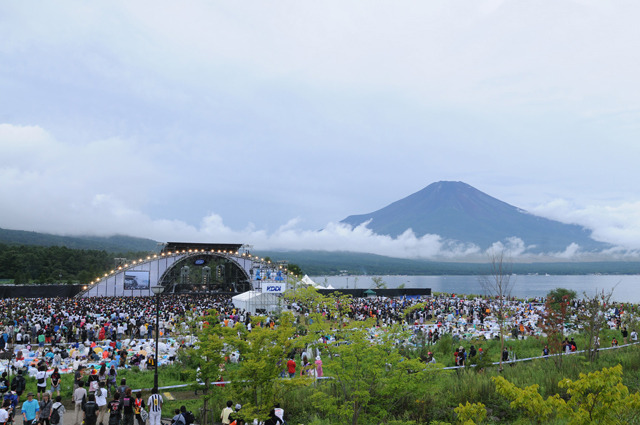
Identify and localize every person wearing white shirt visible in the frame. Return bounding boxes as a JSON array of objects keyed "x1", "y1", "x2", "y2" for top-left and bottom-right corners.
[
  {"x1": 95, "y1": 382, "x2": 108, "y2": 425},
  {"x1": 146, "y1": 390, "x2": 163, "y2": 425},
  {"x1": 0, "y1": 403, "x2": 11, "y2": 425}
]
